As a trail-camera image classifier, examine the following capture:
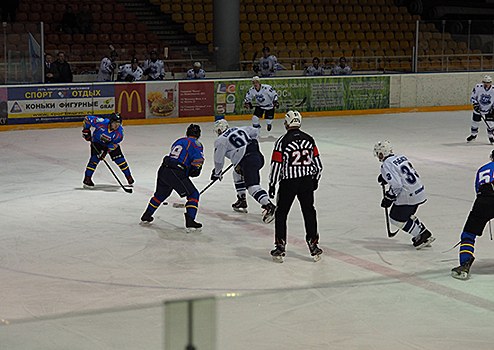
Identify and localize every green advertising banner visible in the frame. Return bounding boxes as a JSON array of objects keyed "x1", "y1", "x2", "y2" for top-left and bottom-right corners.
[{"x1": 214, "y1": 76, "x2": 390, "y2": 115}]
